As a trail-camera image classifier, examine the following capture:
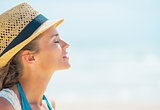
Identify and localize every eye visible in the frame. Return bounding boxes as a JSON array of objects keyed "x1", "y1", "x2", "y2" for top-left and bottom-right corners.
[{"x1": 54, "y1": 40, "x2": 60, "y2": 43}]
